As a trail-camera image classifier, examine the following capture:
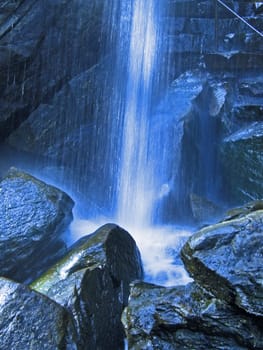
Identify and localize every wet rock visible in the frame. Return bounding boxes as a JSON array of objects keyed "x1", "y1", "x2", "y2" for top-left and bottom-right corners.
[
  {"x1": 0, "y1": 0, "x2": 44, "y2": 63},
  {"x1": 208, "y1": 80, "x2": 227, "y2": 117},
  {"x1": 224, "y1": 200, "x2": 263, "y2": 221},
  {"x1": 189, "y1": 193, "x2": 223, "y2": 225},
  {"x1": 7, "y1": 60, "x2": 116, "y2": 211},
  {"x1": 167, "y1": 33, "x2": 215, "y2": 53},
  {"x1": 0, "y1": 277, "x2": 77, "y2": 349},
  {"x1": 220, "y1": 122, "x2": 263, "y2": 203},
  {"x1": 228, "y1": 74, "x2": 263, "y2": 129},
  {"x1": 168, "y1": 31, "x2": 262, "y2": 55},
  {"x1": 187, "y1": 17, "x2": 263, "y2": 37},
  {"x1": 232, "y1": 105, "x2": 263, "y2": 123},
  {"x1": 0, "y1": 0, "x2": 50, "y2": 139},
  {"x1": 204, "y1": 52, "x2": 263, "y2": 71},
  {"x1": 181, "y1": 208, "x2": 263, "y2": 317},
  {"x1": 166, "y1": 2, "x2": 263, "y2": 72},
  {"x1": 168, "y1": 73, "x2": 224, "y2": 221},
  {"x1": 122, "y1": 281, "x2": 263, "y2": 350},
  {"x1": 0, "y1": 0, "x2": 105, "y2": 141},
  {"x1": 0, "y1": 167, "x2": 74, "y2": 283},
  {"x1": 7, "y1": 62, "x2": 109, "y2": 162},
  {"x1": 228, "y1": 75, "x2": 263, "y2": 127},
  {"x1": 31, "y1": 223, "x2": 143, "y2": 350},
  {"x1": 151, "y1": 70, "x2": 207, "y2": 221},
  {"x1": 0, "y1": 1, "x2": 23, "y2": 27},
  {"x1": 254, "y1": 2, "x2": 263, "y2": 14},
  {"x1": 238, "y1": 77, "x2": 263, "y2": 97}
]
